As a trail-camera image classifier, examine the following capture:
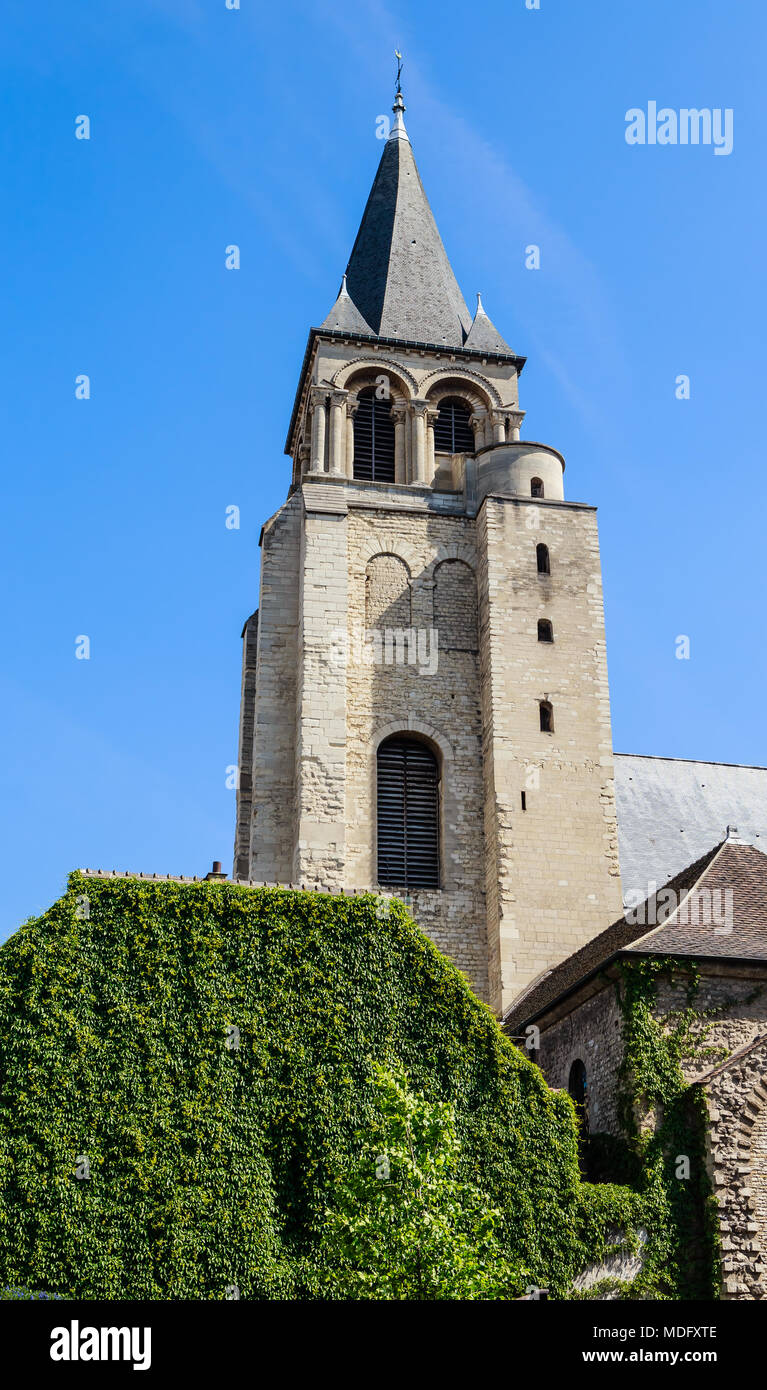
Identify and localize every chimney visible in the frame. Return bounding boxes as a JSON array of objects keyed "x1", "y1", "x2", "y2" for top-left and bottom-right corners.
[{"x1": 205, "y1": 861, "x2": 227, "y2": 881}]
